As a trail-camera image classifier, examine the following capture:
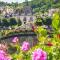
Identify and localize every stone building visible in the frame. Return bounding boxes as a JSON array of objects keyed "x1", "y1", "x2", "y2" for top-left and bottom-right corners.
[
  {"x1": 0, "y1": 6, "x2": 14, "y2": 18},
  {"x1": 0, "y1": 0, "x2": 36, "y2": 30},
  {"x1": 0, "y1": 6, "x2": 4, "y2": 14},
  {"x1": 18, "y1": 0, "x2": 36, "y2": 30},
  {"x1": 48, "y1": 8, "x2": 60, "y2": 17}
]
